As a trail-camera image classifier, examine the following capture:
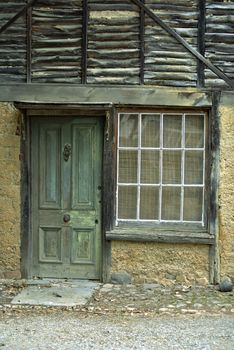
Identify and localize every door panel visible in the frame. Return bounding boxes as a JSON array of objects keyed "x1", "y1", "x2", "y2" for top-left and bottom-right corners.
[
  {"x1": 31, "y1": 117, "x2": 103, "y2": 279},
  {"x1": 72, "y1": 125, "x2": 94, "y2": 209},
  {"x1": 39, "y1": 125, "x2": 61, "y2": 209},
  {"x1": 39, "y1": 226, "x2": 62, "y2": 263},
  {"x1": 71, "y1": 228, "x2": 94, "y2": 264}
]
